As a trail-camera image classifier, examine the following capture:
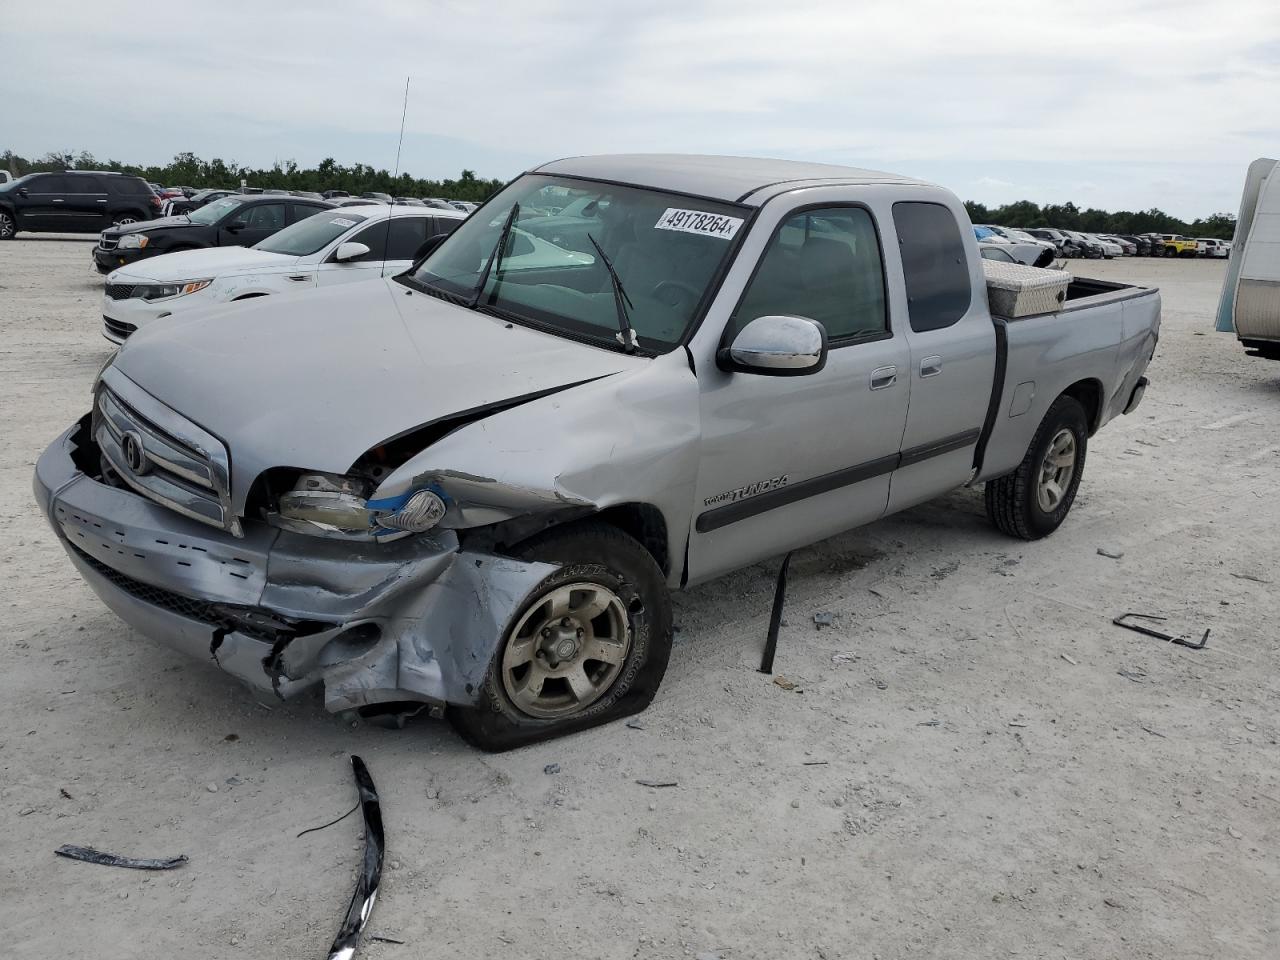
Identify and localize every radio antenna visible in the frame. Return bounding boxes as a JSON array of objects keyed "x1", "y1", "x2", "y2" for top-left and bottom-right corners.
[{"x1": 384, "y1": 76, "x2": 411, "y2": 280}]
